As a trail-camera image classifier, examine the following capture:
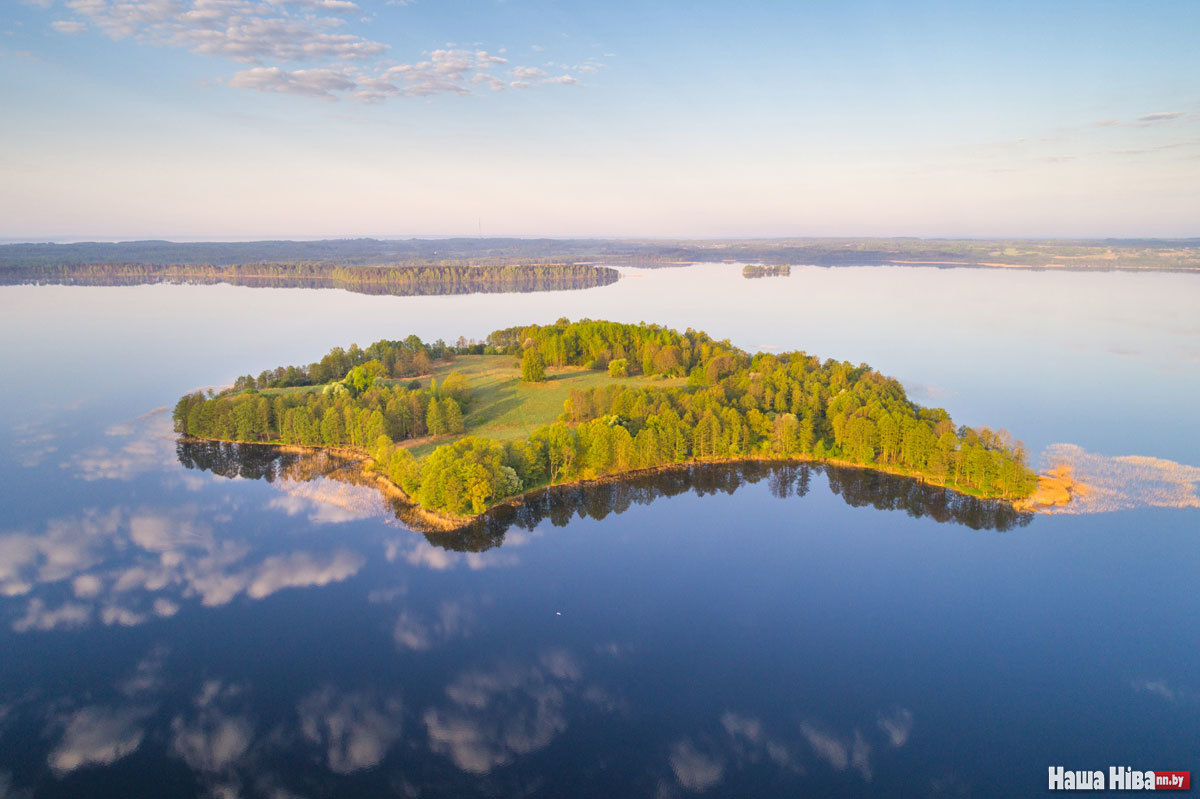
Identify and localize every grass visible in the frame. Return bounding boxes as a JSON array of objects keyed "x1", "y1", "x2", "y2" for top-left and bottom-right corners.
[
  {"x1": 399, "y1": 355, "x2": 685, "y2": 457},
  {"x1": 258, "y1": 354, "x2": 686, "y2": 458}
]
